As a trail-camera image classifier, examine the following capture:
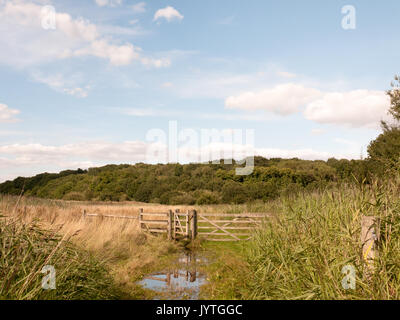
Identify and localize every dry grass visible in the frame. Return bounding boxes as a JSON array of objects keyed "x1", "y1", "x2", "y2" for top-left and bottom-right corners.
[{"x1": 0, "y1": 195, "x2": 182, "y2": 298}]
